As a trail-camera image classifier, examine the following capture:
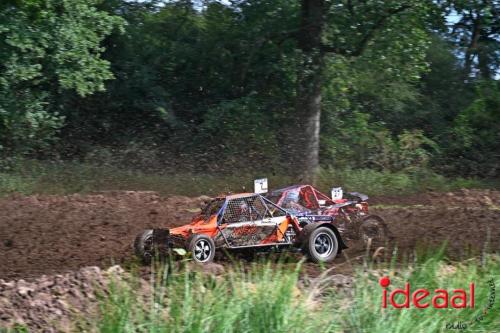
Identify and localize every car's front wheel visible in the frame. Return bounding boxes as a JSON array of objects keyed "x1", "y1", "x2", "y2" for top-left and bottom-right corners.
[
  {"x1": 134, "y1": 229, "x2": 154, "y2": 264},
  {"x1": 304, "y1": 227, "x2": 339, "y2": 263},
  {"x1": 188, "y1": 234, "x2": 215, "y2": 263}
]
